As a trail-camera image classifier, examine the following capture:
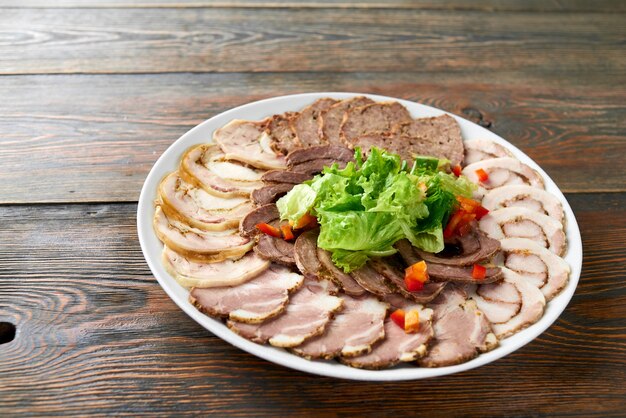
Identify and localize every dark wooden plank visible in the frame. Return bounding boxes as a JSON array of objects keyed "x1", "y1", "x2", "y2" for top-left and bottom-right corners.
[
  {"x1": 0, "y1": 8, "x2": 624, "y2": 75},
  {"x1": 0, "y1": 73, "x2": 624, "y2": 204},
  {"x1": 0, "y1": 192, "x2": 624, "y2": 416}
]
